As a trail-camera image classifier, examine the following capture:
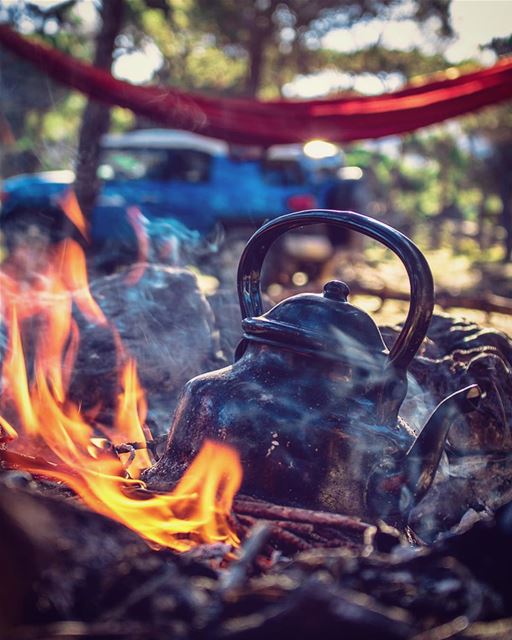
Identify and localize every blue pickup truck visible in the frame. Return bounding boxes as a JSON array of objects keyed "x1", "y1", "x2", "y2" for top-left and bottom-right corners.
[{"x1": 0, "y1": 129, "x2": 366, "y2": 269}]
